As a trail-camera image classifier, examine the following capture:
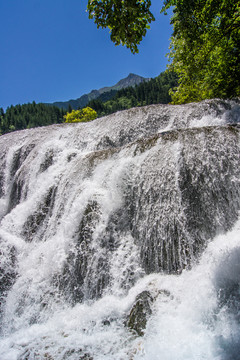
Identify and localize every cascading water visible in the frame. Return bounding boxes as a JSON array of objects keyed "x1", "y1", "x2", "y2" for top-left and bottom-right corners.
[{"x1": 0, "y1": 99, "x2": 240, "y2": 359}]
